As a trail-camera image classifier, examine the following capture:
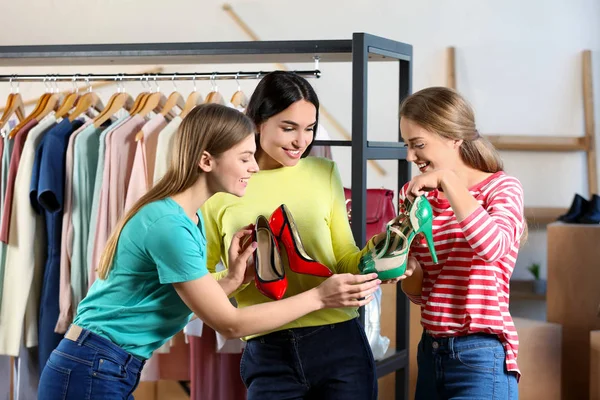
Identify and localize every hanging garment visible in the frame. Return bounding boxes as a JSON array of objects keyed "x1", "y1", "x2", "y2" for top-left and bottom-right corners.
[
  {"x1": 0, "y1": 119, "x2": 39, "y2": 243},
  {"x1": 0, "y1": 114, "x2": 56, "y2": 356},
  {"x1": 308, "y1": 123, "x2": 333, "y2": 160},
  {"x1": 0, "y1": 135, "x2": 14, "y2": 312},
  {"x1": 69, "y1": 123, "x2": 108, "y2": 317},
  {"x1": 13, "y1": 344, "x2": 39, "y2": 400},
  {"x1": 189, "y1": 327, "x2": 246, "y2": 400},
  {"x1": 55, "y1": 121, "x2": 93, "y2": 334},
  {"x1": 30, "y1": 117, "x2": 84, "y2": 372},
  {"x1": 90, "y1": 114, "x2": 145, "y2": 286},
  {"x1": 124, "y1": 114, "x2": 166, "y2": 211},
  {"x1": 0, "y1": 356, "x2": 8, "y2": 400},
  {"x1": 152, "y1": 116, "x2": 182, "y2": 184},
  {"x1": 85, "y1": 114, "x2": 130, "y2": 289}
]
